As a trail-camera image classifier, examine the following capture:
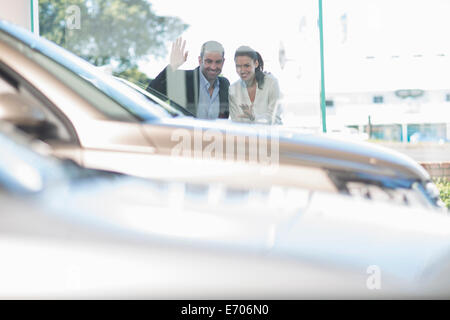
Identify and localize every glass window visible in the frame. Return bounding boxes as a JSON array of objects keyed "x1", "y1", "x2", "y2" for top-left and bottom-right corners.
[
  {"x1": 35, "y1": 0, "x2": 450, "y2": 205},
  {"x1": 39, "y1": 0, "x2": 322, "y2": 127},
  {"x1": 373, "y1": 96, "x2": 384, "y2": 104},
  {"x1": 364, "y1": 124, "x2": 403, "y2": 142}
]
